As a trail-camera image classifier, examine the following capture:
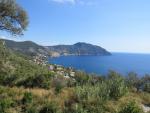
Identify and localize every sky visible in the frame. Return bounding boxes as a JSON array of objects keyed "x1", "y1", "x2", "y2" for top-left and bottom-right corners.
[{"x1": 1, "y1": 0, "x2": 150, "y2": 53}]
